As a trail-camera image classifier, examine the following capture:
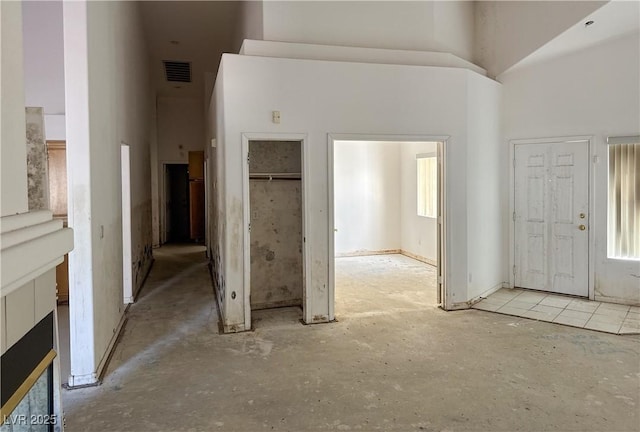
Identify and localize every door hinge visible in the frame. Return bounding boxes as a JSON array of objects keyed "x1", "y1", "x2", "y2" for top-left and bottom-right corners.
[
  {"x1": 437, "y1": 276, "x2": 442, "y2": 284},
  {"x1": 247, "y1": 154, "x2": 250, "y2": 165},
  {"x1": 248, "y1": 223, "x2": 251, "y2": 232},
  {"x1": 513, "y1": 265, "x2": 516, "y2": 276},
  {"x1": 513, "y1": 211, "x2": 516, "y2": 222}
]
